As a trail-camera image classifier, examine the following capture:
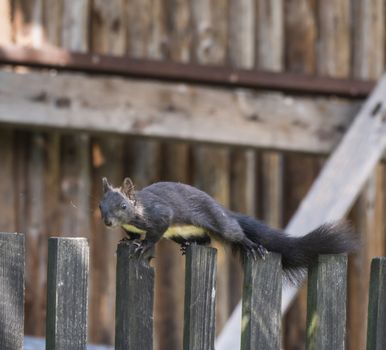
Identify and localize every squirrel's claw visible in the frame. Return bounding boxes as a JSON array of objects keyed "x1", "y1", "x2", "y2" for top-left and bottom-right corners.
[
  {"x1": 133, "y1": 239, "x2": 154, "y2": 261},
  {"x1": 180, "y1": 241, "x2": 191, "y2": 255},
  {"x1": 256, "y1": 244, "x2": 268, "y2": 260}
]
